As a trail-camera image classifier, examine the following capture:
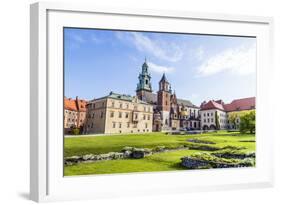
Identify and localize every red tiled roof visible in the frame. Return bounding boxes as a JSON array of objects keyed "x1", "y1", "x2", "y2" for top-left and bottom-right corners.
[
  {"x1": 224, "y1": 97, "x2": 255, "y2": 112},
  {"x1": 64, "y1": 97, "x2": 87, "y2": 112},
  {"x1": 200, "y1": 100, "x2": 225, "y2": 111},
  {"x1": 200, "y1": 97, "x2": 255, "y2": 112}
]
